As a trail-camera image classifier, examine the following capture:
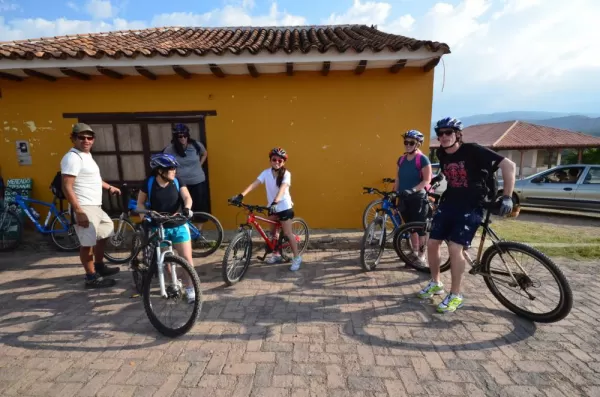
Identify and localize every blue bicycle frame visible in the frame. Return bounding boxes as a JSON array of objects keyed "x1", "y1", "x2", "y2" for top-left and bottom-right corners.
[
  {"x1": 127, "y1": 198, "x2": 201, "y2": 240},
  {"x1": 8, "y1": 190, "x2": 71, "y2": 234}
]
